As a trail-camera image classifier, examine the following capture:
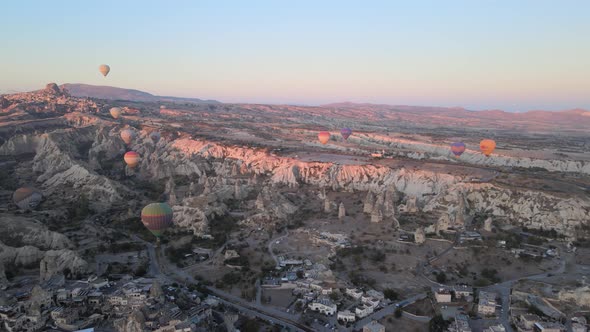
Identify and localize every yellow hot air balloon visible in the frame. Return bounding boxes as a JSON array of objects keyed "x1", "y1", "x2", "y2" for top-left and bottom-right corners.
[
  {"x1": 99, "y1": 64, "x2": 110, "y2": 77},
  {"x1": 318, "y1": 131, "x2": 330, "y2": 144},
  {"x1": 110, "y1": 107, "x2": 122, "y2": 119},
  {"x1": 124, "y1": 151, "x2": 140, "y2": 168},
  {"x1": 480, "y1": 139, "x2": 496, "y2": 157}
]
